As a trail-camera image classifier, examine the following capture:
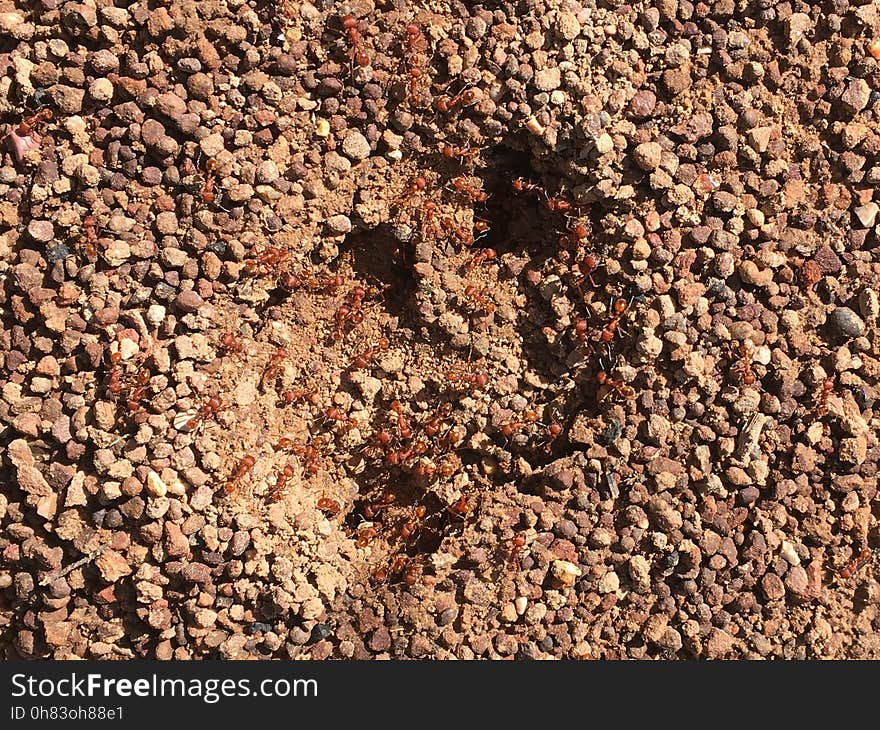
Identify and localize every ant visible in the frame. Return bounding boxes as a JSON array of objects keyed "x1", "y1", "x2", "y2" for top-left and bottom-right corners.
[
  {"x1": 597, "y1": 297, "x2": 630, "y2": 344},
  {"x1": 14, "y1": 107, "x2": 53, "y2": 137},
  {"x1": 499, "y1": 410, "x2": 540, "y2": 439},
  {"x1": 403, "y1": 23, "x2": 429, "y2": 103},
  {"x1": 185, "y1": 395, "x2": 222, "y2": 431},
  {"x1": 224, "y1": 455, "x2": 256, "y2": 494},
  {"x1": 219, "y1": 332, "x2": 244, "y2": 356},
  {"x1": 441, "y1": 216, "x2": 474, "y2": 245},
  {"x1": 317, "y1": 497, "x2": 341, "y2": 516},
  {"x1": 450, "y1": 176, "x2": 488, "y2": 204},
  {"x1": 447, "y1": 495, "x2": 470, "y2": 521},
  {"x1": 390, "y1": 400, "x2": 413, "y2": 440},
  {"x1": 503, "y1": 533, "x2": 527, "y2": 569},
  {"x1": 246, "y1": 246, "x2": 290, "y2": 276},
  {"x1": 434, "y1": 86, "x2": 478, "y2": 114},
  {"x1": 595, "y1": 368, "x2": 635, "y2": 403},
  {"x1": 815, "y1": 376, "x2": 834, "y2": 418},
  {"x1": 463, "y1": 284, "x2": 495, "y2": 313},
  {"x1": 267, "y1": 463, "x2": 296, "y2": 503},
  {"x1": 279, "y1": 387, "x2": 312, "y2": 407},
  {"x1": 512, "y1": 178, "x2": 545, "y2": 197},
  {"x1": 445, "y1": 367, "x2": 489, "y2": 391},
  {"x1": 363, "y1": 490, "x2": 395, "y2": 520},
  {"x1": 466, "y1": 248, "x2": 497, "y2": 269},
  {"x1": 260, "y1": 347, "x2": 287, "y2": 392},
  {"x1": 576, "y1": 251, "x2": 602, "y2": 288},
  {"x1": 280, "y1": 271, "x2": 345, "y2": 295},
  {"x1": 323, "y1": 406, "x2": 359, "y2": 432},
  {"x1": 277, "y1": 436, "x2": 327, "y2": 475},
  {"x1": 421, "y1": 202, "x2": 441, "y2": 238},
  {"x1": 732, "y1": 343, "x2": 757, "y2": 386},
  {"x1": 351, "y1": 336, "x2": 390, "y2": 368},
  {"x1": 355, "y1": 523, "x2": 380, "y2": 548},
  {"x1": 333, "y1": 283, "x2": 386, "y2": 339},
  {"x1": 441, "y1": 143, "x2": 480, "y2": 164},
  {"x1": 79, "y1": 215, "x2": 100, "y2": 261},
  {"x1": 341, "y1": 14, "x2": 370, "y2": 67},
  {"x1": 559, "y1": 220, "x2": 591, "y2": 248},
  {"x1": 839, "y1": 547, "x2": 873, "y2": 580},
  {"x1": 125, "y1": 368, "x2": 152, "y2": 412}
]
